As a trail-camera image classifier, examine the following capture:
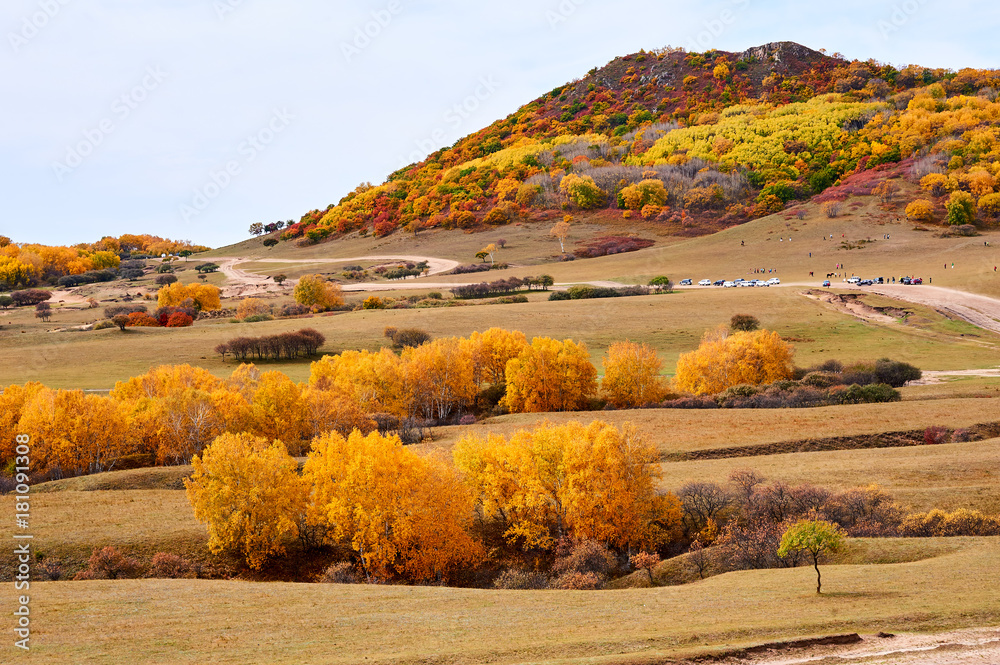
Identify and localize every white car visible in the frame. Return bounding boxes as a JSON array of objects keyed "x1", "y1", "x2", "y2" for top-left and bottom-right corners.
[
  {"x1": 723, "y1": 281, "x2": 736, "y2": 288},
  {"x1": 767, "y1": 278, "x2": 780, "y2": 285},
  {"x1": 847, "y1": 276, "x2": 861, "y2": 284},
  {"x1": 698, "y1": 279, "x2": 712, "y2": 286}
]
